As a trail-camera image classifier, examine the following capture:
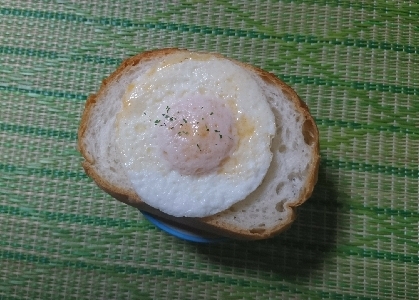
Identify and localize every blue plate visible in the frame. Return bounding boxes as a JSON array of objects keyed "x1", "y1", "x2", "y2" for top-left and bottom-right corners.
[{"x1": 140, "y1": 210, "x2": 226, "y2": 243}]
